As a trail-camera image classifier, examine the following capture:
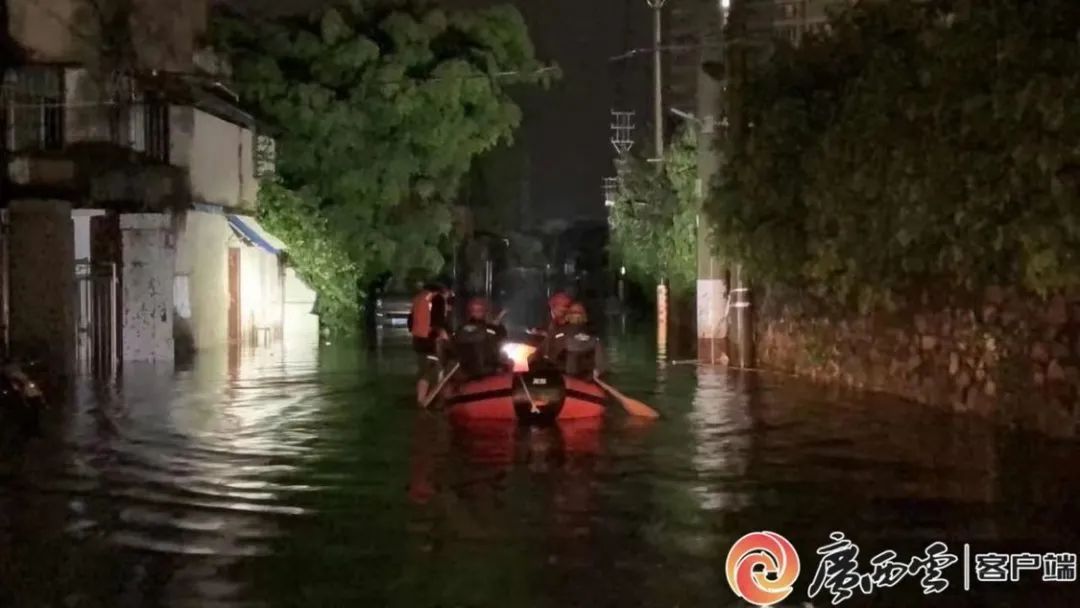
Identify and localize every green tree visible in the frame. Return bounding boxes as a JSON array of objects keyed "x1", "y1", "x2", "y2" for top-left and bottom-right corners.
[
  {"x1": 214, "y1": 0, "x2": 554, "y2": 330},
  {"x1": 609, "y1": 127, "x2": 698, "y2": 299},
  {"x1": 709, "y1": 0, "x2": 1080, "y2": 310}
]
